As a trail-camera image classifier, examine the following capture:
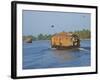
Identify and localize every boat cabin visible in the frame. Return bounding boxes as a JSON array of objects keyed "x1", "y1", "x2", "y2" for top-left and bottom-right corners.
[{"x1": 51, "y1": 32, "x2": 80, "y2": 49}]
